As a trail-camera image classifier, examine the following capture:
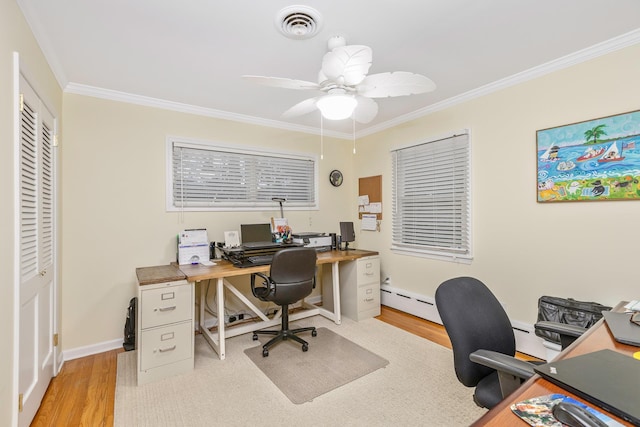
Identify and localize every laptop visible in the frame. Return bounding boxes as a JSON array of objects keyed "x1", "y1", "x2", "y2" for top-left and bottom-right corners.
[
  {"x1": 534, "y1": 349, "x2": 640, "y2": 425},
  {"x1": 240, "y1": 223, "x2": 283, "y2": 249},
  {"x1": 602, "y1": 311, "x2": 640, "y2": 346}
]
